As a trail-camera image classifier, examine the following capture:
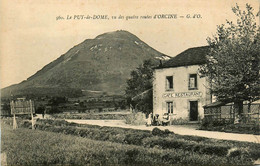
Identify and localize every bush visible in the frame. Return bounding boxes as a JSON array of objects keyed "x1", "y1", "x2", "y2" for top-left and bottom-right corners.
[
  {"x1": 124, "y1": 112, "x2": 146, "y2": 125},
  {"x1": 152, "y1": 127, "x2": 173, "y2": 137},
  {"x1": 24, "y1": 119, "x2": 152, "y2": 146},
  {"x1": 143, "y1": 136, "x2": 231, "y2": 156},
  {"x1": 124, "y1": 149, "x2": 140, "y2": 164},
  {"x1": 51, "y1": 113, "x2": 128, "y2": 120},
  {"x1": 199, "y1": 144, "x2": 230, "y2": 156},
  {"x1": 249, "y1": 149, "x2": 260, "y2": 160},
  {"x1": 200, "y1": 119, "x2": 260, "y2": 135},
  {"x1": 124, "y1": 132, "x2": 152, "y2": 145},
  {"x1": 227, "y1": 148, "x2": 242, "y2": 158},
  {"x1": 171, "y1": 118, "x2": 189, "y2": 125}
]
